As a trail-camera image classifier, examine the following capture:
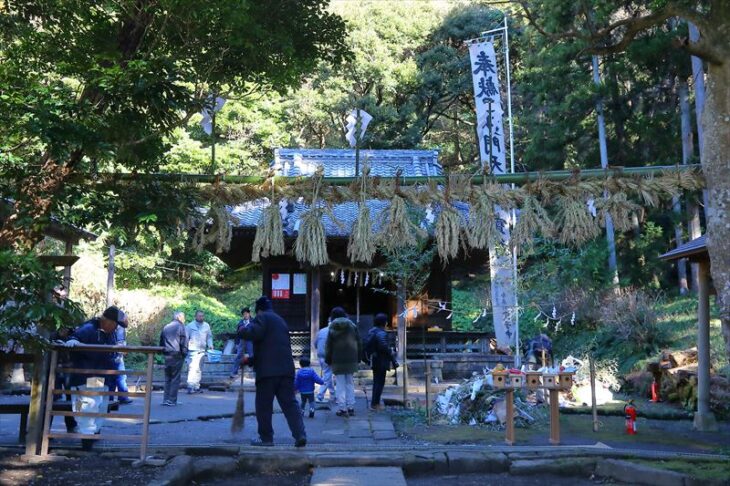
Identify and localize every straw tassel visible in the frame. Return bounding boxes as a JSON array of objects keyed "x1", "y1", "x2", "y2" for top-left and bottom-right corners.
[
  {"x1": 467, "y1": 190, "x2": 497, "y2": 250},
  {"x1": 512, "y1": 195, "x2": 554, "y2": 247},
  {"x1": 347, "y1": 166, "x2": 376, "y2": 264},
  {"x1": 295, "y1": 207, "x2": 328, "y2": 266},
  {"x1": 596, "y1": 192, "x2": 640, "y2": 233},
  {"x1": 435, "y1": 204, "x2": 462, "y2": 264},
  {"x1": 378, "y1": 194, "x2": 423, "y2": 251},
  {"x1": 252, "y1": 203, "x2": 285, "y2": 262},
  {"x1": 554, "y1": 195, "x2": 600, "y2": 246}
]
